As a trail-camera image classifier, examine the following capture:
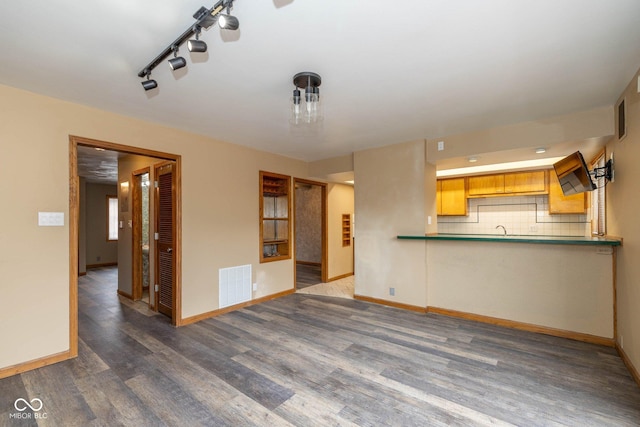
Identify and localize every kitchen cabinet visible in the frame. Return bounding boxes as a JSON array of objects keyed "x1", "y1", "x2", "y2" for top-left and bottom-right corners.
[
  {"x1": 468, "y1": 174, "x2": 505, "y2": 196},
  {"x1": 504, "y1": 171, "x2": 547, "y2": 194},
  {"x1": 468, "y1": 171, "x2": 547, "y2": 197},
  {"x1": 548, "y1": 171, "x2": 587, "y2": 214},
  {"x1": 260, "y1": 171, "x2": 291, "y2": 262},
  {"x1": 437, "y1": 177, "x2": 467, "y2": 216}
]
